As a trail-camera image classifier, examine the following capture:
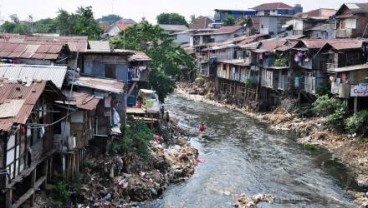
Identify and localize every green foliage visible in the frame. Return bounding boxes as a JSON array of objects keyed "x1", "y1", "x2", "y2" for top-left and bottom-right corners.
[
  {"x1": 97, "y1": 14, "x2": 122, "y2": 24},
  {"x1": 111, "y1": 119, "x2": 154, "y2": 159},
  {"x1": 111, "y1": 22, "x2": 195, "y2": 102},
  {"x1": 297, "y1": 105, "x2": 314, "y2": 118},
  {"x1": 273, "y1": 56, "x2": 288, "y2": 67},
  {"x1": 223, "y1": 15, "x2": 235, "y2": 26},
  {"x1": 316, "y1": 82, "x2": 332, "y2": 96},
  {"x1": 345, "y1": 110, "x2": 368, "y2": 136},
  {"x1": 304, "y1": 143, "x2": 317, "y2": 151},
  {"x1": 148, "y1": 69, "x2": 176, "y2": 103},
  {"x1": 326, "y1": 107, "x2": 346, "y2": 131},
  {"x1": 312, "y1": 95, "x2": 344, "y2": 116},
  {"x1": 53, "y1": 181, "x2": 71, "y2": 206},
  {"x1": 55, "y1": 6, "x2": 102, "y2": 39},
  {"x1": 1, "y1": 14, "x2": 31, "y2": 34},
  {"x1": 244, "y1": 78, "x2": 252, "y2": 87},
  {"x1": 156, "y1": 13, "x2": 188, "y2": 26},
  {"x1": 33, "y1": 18, "x2": 57, "y2": 33}
]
